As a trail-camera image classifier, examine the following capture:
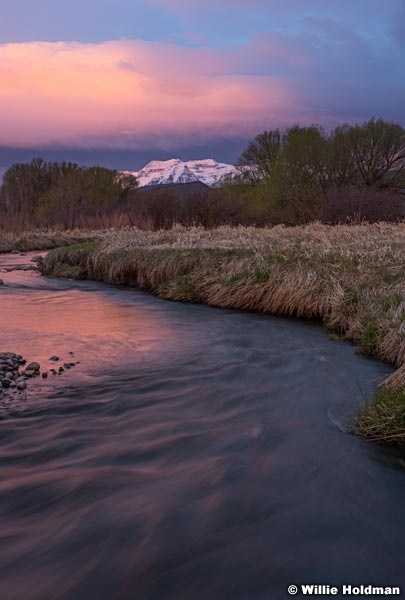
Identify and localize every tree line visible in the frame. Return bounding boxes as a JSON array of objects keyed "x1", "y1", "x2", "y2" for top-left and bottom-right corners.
[
  {"x1": 233, "y1": 117, "x2": 405, "y2": 224},
  {"x1": 0, "y1": 118, "x2": 404, "y2": 230},
  {"x1": 0, "y1": 159, "x2": 137, "y2": 228}
]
